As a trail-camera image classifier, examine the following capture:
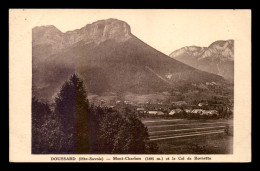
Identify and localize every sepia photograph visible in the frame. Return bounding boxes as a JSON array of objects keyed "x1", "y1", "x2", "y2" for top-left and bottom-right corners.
[{"x1": 9, "y1": 9, "x2": 251, "y2": 162}]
